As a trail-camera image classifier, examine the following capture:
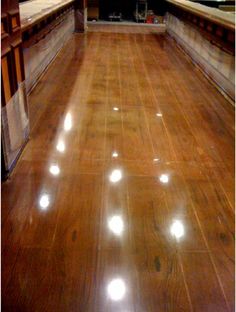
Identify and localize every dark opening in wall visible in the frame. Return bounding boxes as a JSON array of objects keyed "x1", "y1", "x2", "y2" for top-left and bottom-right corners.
[{"x1": 89, "y1": 0, "x2": 167, "y2": 21}]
